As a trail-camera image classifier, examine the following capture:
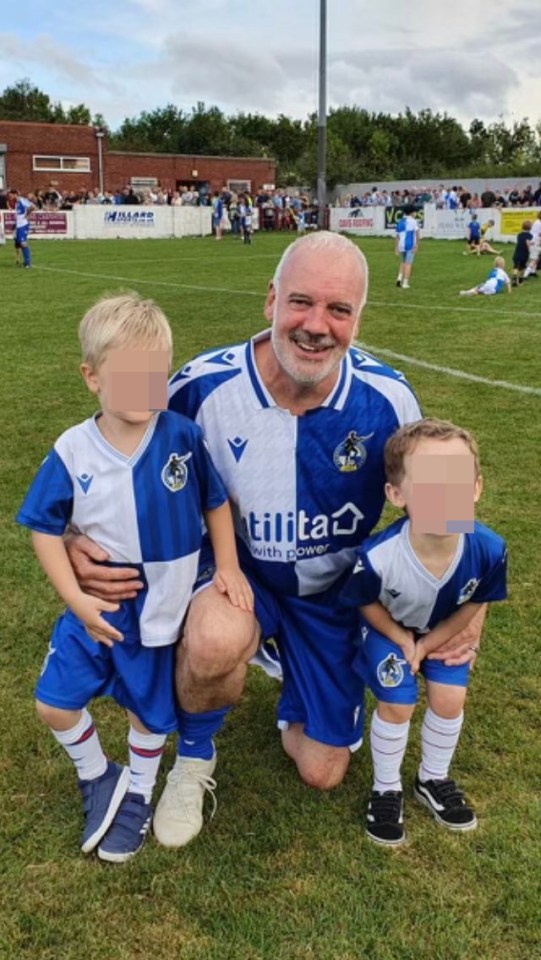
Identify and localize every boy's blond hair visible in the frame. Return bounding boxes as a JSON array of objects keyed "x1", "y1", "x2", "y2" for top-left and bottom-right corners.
[
  {"x1": 494, "y1": 256, "x2": 505, "y2": 269},
  {"x1": 78, "y1": 292, "x2": 173, "y2": 369},
  {"x1": 384, "y1": 418, "x2": 481, "y2": 486}
]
